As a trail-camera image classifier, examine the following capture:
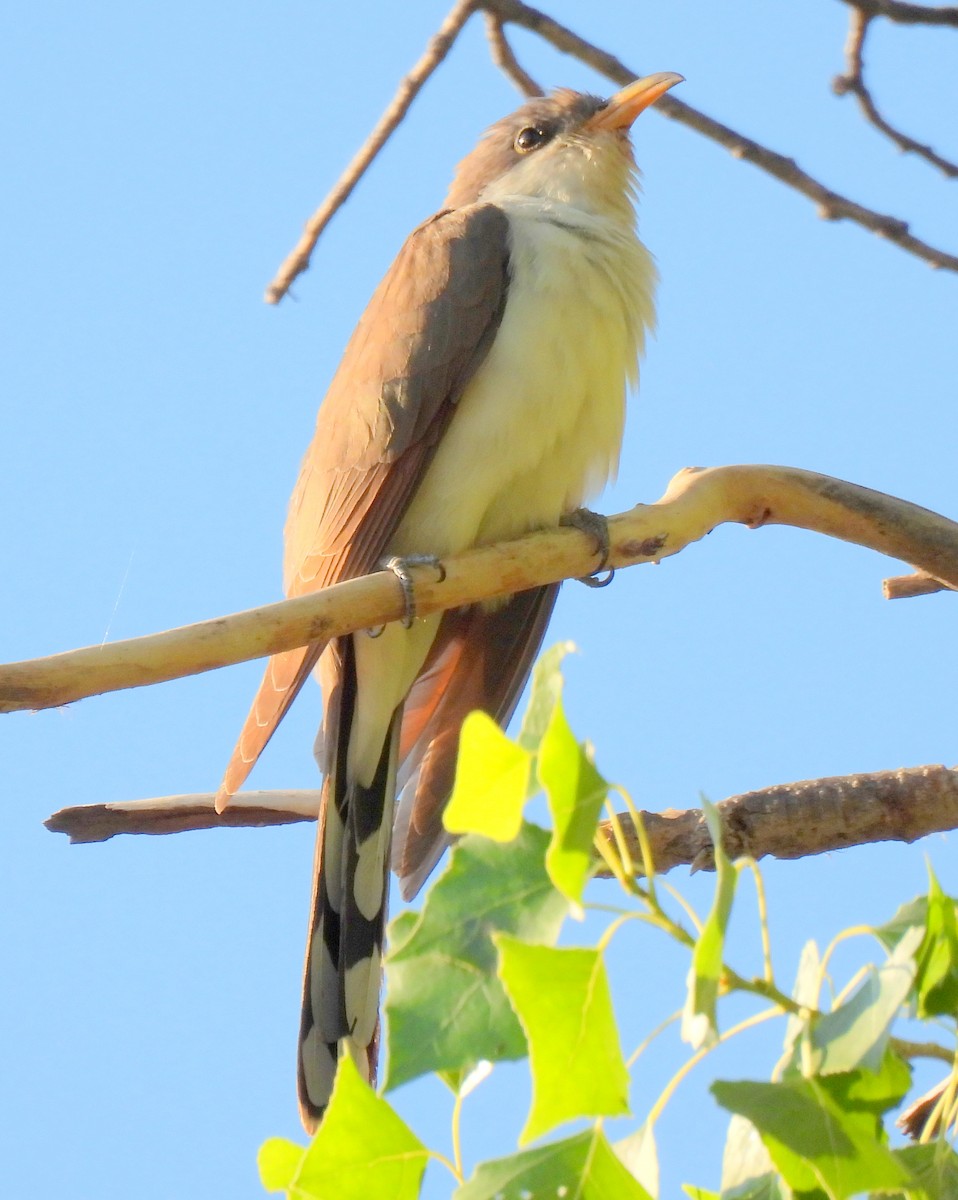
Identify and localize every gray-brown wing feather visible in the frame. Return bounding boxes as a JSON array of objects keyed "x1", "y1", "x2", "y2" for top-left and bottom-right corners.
[{"x1": 218, "y1": 204, "x2": 511, "y2": 801}]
